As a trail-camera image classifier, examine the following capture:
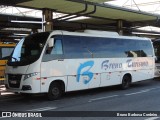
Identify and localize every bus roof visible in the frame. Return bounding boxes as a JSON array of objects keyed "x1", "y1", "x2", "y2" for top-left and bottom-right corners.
[{"x1": 50, "y1": 30, "x2": 150, "y2": 41}]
